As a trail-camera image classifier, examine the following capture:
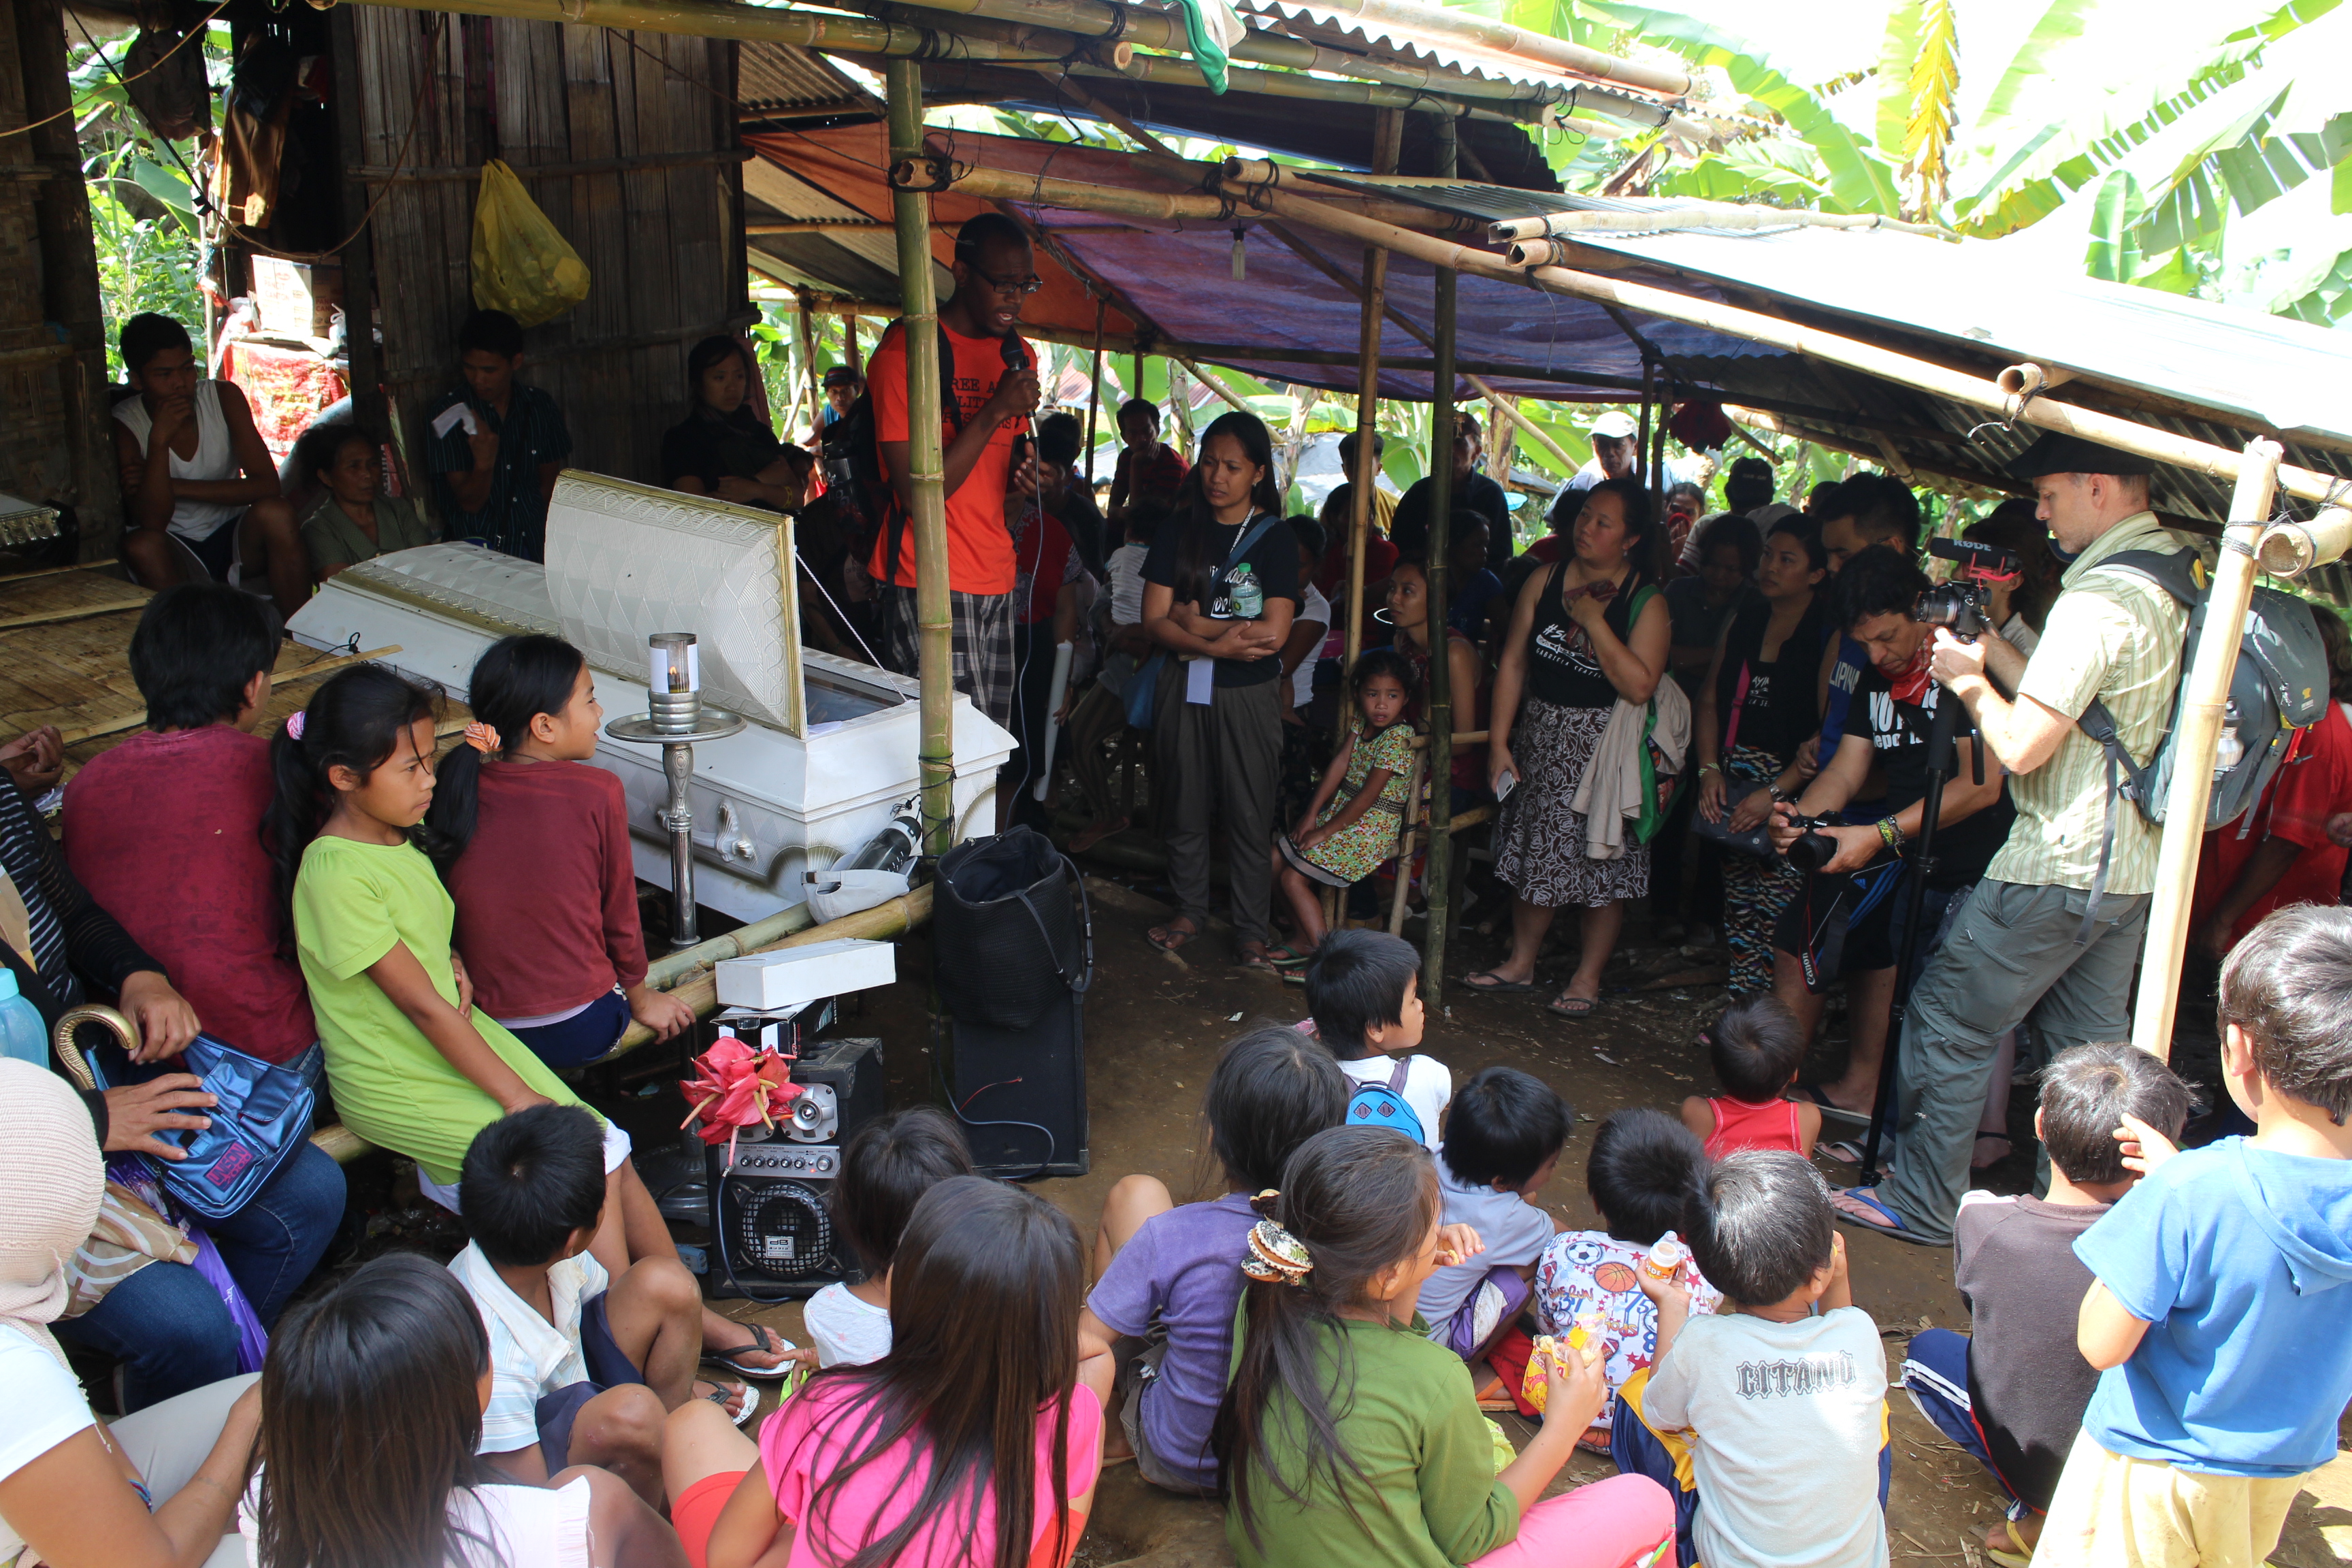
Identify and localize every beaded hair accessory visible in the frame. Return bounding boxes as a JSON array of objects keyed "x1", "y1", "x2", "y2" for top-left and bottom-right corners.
[
  {"x1": 1240, "y1": 1191, "x2": 1312, "y2": 1287},
  {"x1": 463, "y1": 721, "x2": 501, "y2": 753}
]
